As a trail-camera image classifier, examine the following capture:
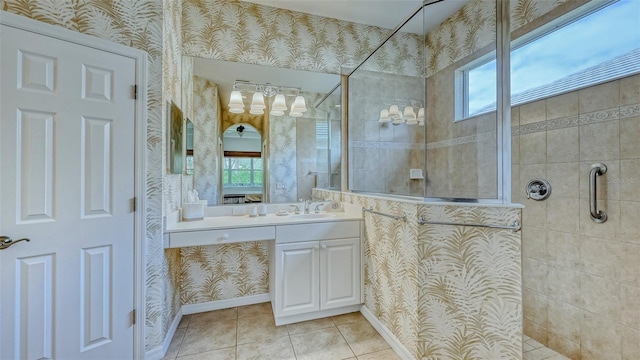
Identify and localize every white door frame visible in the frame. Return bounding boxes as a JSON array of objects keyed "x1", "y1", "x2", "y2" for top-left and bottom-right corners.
[{"x1": 0, "y1": 11, "x2": 148, "y2": 359}]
